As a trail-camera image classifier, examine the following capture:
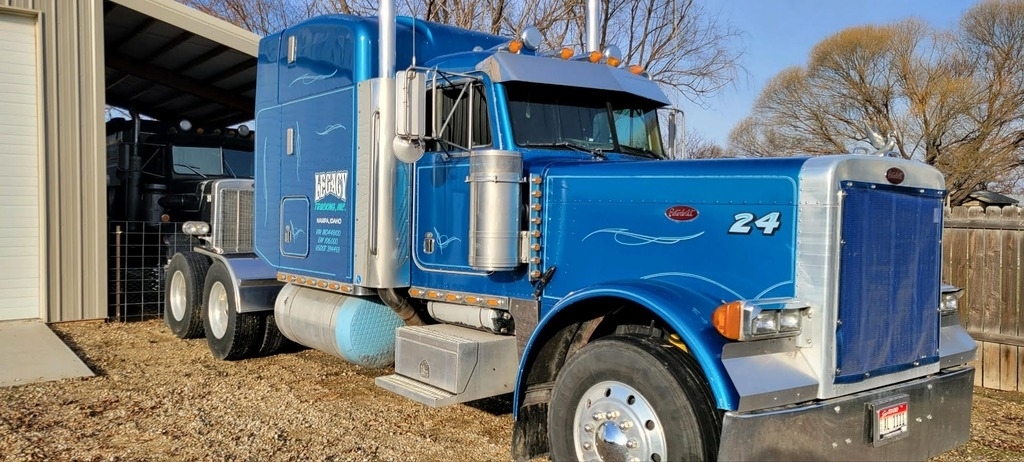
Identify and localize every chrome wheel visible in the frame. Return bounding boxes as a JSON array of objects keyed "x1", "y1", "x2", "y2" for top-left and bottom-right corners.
[
  {"x1": 169, "y1": 270, "x2": 187, "y2": 321},
  {"x1": 573, "y1": 380, "x2": 666, "y2": 462},
  {"x1": 208, "y1": 281, "x2": 229, "y2": 339}
]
